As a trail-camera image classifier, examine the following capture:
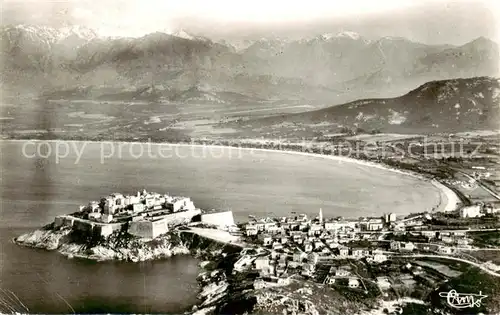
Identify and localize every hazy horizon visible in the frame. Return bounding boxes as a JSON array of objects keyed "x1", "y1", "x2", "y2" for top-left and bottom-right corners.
[{"x1": 1, "y1": 0, "x2": 499, "y2": 45}]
